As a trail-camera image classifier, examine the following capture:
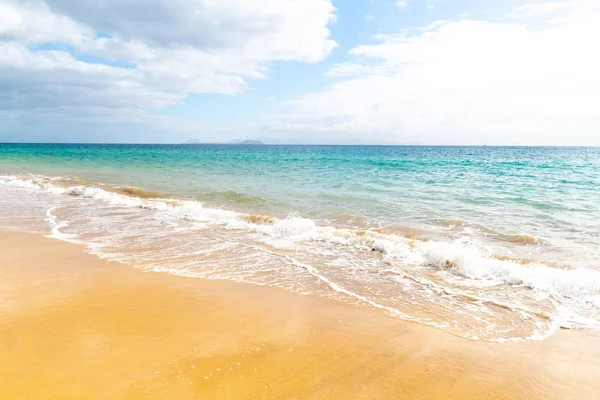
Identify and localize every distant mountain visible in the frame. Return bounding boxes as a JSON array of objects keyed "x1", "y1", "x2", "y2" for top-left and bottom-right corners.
[
  {"x1": 237, "y1": 140, "x2": 264, "y2": 145},
  {"x1": 182, "y1": 139, "x2": 266, "y2": 145}
]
